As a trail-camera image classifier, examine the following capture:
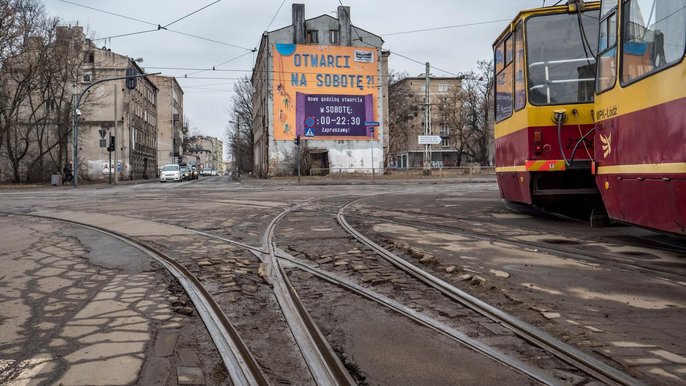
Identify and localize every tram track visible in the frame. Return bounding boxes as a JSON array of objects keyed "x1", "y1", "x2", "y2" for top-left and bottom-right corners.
[
  {"x1": 3, "y1": 212, "x2": 268, "y2": 386},
  {"x1": 275, "y1": 251, "x2": 562, "y2": 385},
  {"x1": 0, "y1": 190, "x2": 659, "y2": 385},
  {"x1": 336, "y1": 199, "x2": 646, "y2": 386},
  {"x1": 342, "y1": 211, "x2": 686, "y2": 283},
  {"x1": 259, "y1": 204, "x2": 356, "y2": 386},
  {"x1": 8, "y1": 204, "x2": 358, "y2": 385}
]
